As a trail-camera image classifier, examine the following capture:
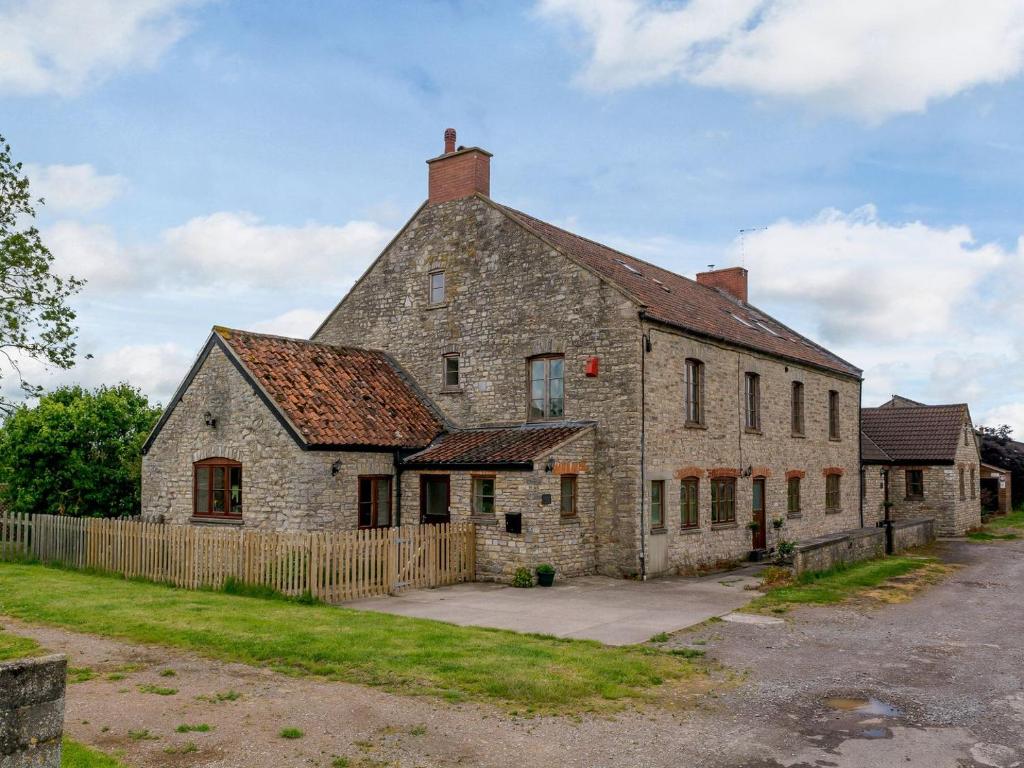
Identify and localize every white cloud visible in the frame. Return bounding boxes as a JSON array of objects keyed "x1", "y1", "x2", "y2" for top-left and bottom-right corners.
[
  {"x1": 981, "y1": 403, "x2": 1024, "y2": 434},
  {"x1": 25, "y1": 163, "x2": 127, "y2": 212},
  {"x1": 538, "y1": 0, "x2": 1024, "y2": 119},
  {"x1": 44, "y1": 211, "x2": 393, "y2": 296},
  {"x1": 250, "y1": 308, "x2": 327, "y2": 339},
  {"x1": 0, "y1": 0, "x2": 200, "y2": 96}
]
